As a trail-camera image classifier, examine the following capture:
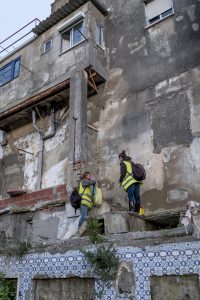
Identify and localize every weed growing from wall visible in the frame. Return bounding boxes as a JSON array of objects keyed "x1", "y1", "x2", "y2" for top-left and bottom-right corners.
[
  {"x1": 0, "y1": 273, "x2": 17, "y2": 300},
  {"x1": 83, "y1": 244, "x2": 119, "y2": 298},
  {"x1": 86, "y1": 217, "x2": 105, "y2": 244}
]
